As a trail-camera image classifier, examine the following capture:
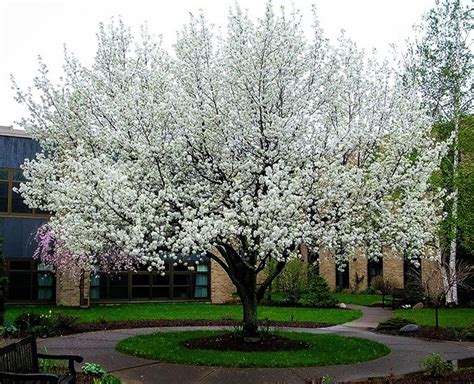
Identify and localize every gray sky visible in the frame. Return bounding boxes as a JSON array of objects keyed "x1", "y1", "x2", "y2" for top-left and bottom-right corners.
[{"x1": 1, "y1": 0, "x2": 435, "y2": 128}]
